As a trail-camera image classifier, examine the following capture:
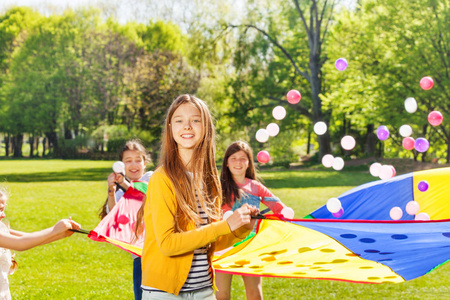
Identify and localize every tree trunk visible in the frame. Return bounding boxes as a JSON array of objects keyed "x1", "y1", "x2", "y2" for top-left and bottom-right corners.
[
  {"x1": 35, "y1": 137, "x2": 39, "y2": 157},
  {"x1": 365, "y1": 124, "x2": 377, "y2": 156},
  {"x1": 377, "y1": 140, "x2": 384, "y2": 158},
  {"x1": 13, "y1": 134, "x2": 23, "y2": 158},
  {"x1": 42, "y1": 137, "x2": 47, "y2": 157},
  {"x1": 4, "y1": 134, "x2": 9, "y2": 157},
  {"x1": 29, "y1": 136, "x2": 34, "y2": 157},
  {"x1": 306, "y1": 130, "x2": 311, "y2": 155},
  {"x1": 447, "y1": 141, "x2": 450, "y2": 164},
  {"x1": 46, "y1": 132, "x2": 58, "y2": 156},
  {"x1": 310, "y1": 56, "x2": 331, "y2": 159}
]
